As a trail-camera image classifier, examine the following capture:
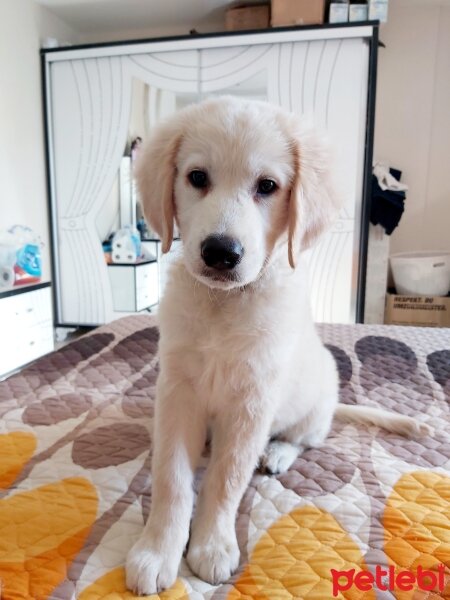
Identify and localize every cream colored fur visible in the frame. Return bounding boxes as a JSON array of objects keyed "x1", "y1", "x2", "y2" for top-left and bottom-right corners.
[{"x1": 126, "y1": 97, "x2": 431, "y2": 595}]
